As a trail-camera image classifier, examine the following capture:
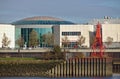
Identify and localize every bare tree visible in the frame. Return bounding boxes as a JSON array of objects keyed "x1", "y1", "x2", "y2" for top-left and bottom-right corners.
[
  {"x1": 77, "y1": 35, "x2": 85, "y2": 48},
  {"x1": 62, "y1": 36, "x2": 69, "y2": 48},
  {"x1": 16, "y1": 36, "x2": 24, "y2": 48},
  {"x1": 2, "y1": 33, "x2": 11, "y2": 48},
  {"x1": 106, "y1": 37, "x2": 113, "y2": 48},
  {"x1": 42, "y1": 32, "x2": 54, "y2": 47},
  {"x1": 29, "y1": 29, "x2": 39, "y2": 47}
]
